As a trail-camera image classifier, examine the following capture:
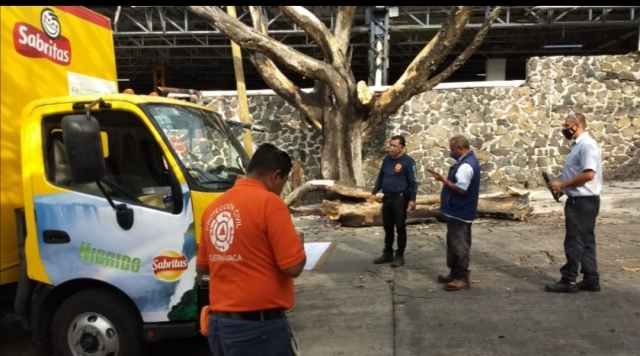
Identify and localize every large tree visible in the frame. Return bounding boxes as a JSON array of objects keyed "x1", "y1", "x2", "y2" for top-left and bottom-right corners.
[{"x1": 188, "y1": 6, "x2": 504, "y2": 187}]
